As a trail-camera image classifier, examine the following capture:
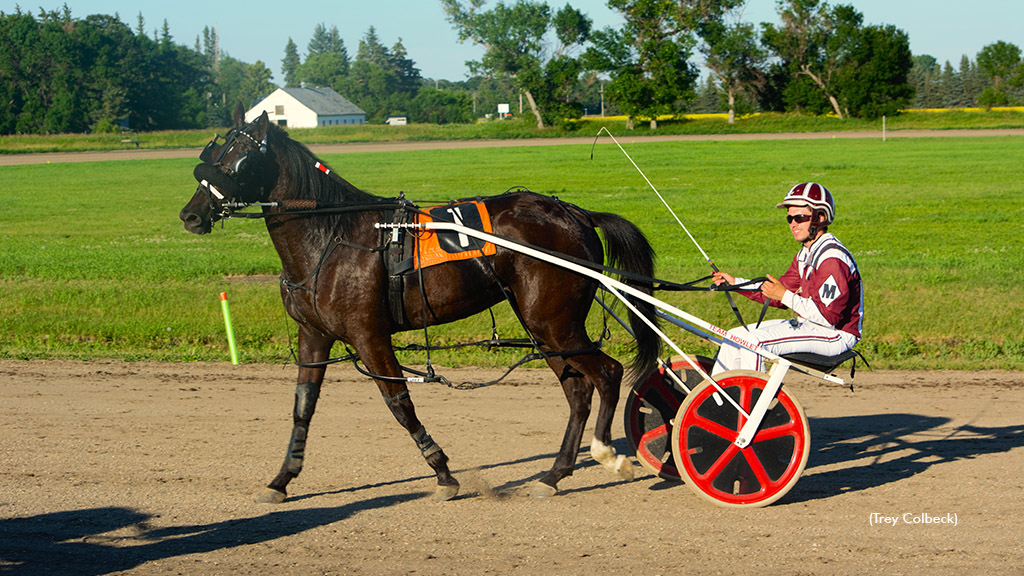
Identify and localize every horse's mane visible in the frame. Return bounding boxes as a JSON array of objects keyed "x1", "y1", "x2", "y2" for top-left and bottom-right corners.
[
  {"x1": 265, "y1": 123, "x2": 392, "y2": 243},
  {"x1": 267, "y1": 123, "x2": 381, "y2": 206}
]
